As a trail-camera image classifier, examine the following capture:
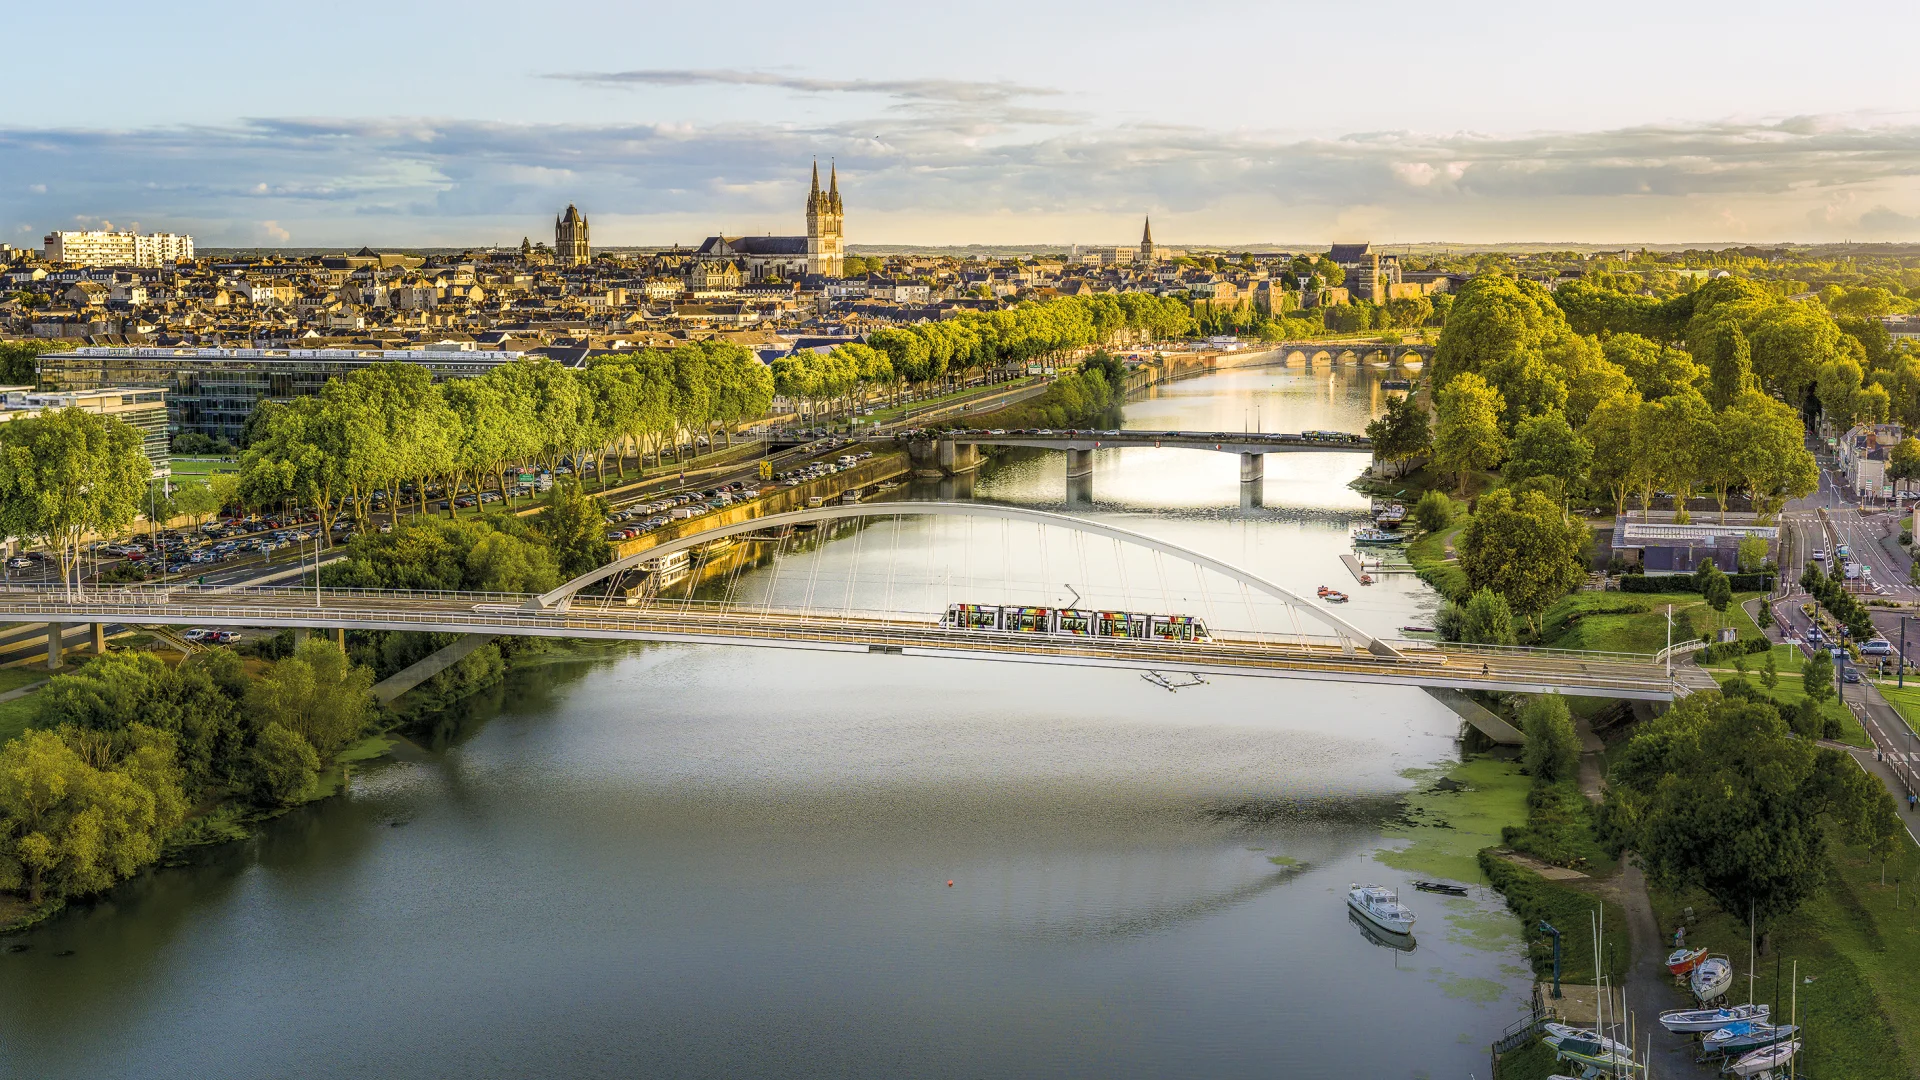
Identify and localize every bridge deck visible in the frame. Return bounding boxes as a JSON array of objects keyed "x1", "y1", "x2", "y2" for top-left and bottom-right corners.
[
  {"x1": 888, "y1": 430, "x2": 1371, "y2": 455},
  {"x1": 1, "y1": 586, "x2": 1706, "y2": 700}
]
